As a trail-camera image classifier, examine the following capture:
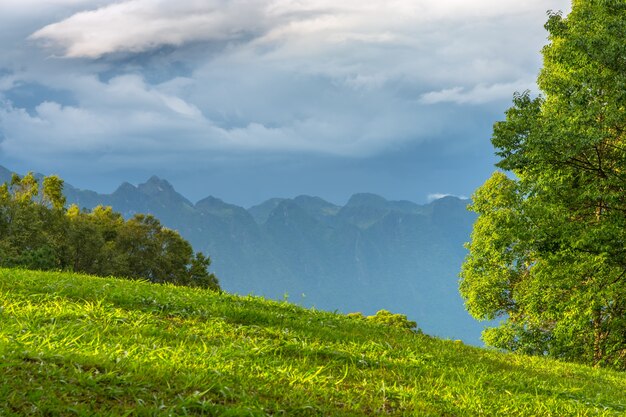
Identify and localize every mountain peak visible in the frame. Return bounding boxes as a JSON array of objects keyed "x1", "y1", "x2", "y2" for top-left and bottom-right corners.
[
  {"x1": 139, "y1": 176, "x2": 175, "y2": 195},
  {"x1": 293, "y1": 195, "x2": 336, "y2": 207},
  {"x1": 248, "y1": 198, "x2": 287, "y2": 225},
  {"x1": 345, "y1": 193, "x2": 388, "y2": 208},
  {"x1": 114, "y1": 181, "x2": 137, "y2": 194},
  {"x1": 196, "y1": 195, "x2": 234, "y2": 213},
  {"x1": 147, "y1": 175, "x2": 164, "y2": 184},
  {"x1": 266, "y1": 199, "x2": 320, "y2": 229},
  {"x1": 107, "y1": 176, "x2": 192, "y2": 208},
  {"x1": 196, "y1": 195, "x2": 225, "y2": 206},
  {"x1": 430, "y1": 195, "x2": 468, "y2": 208}
]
